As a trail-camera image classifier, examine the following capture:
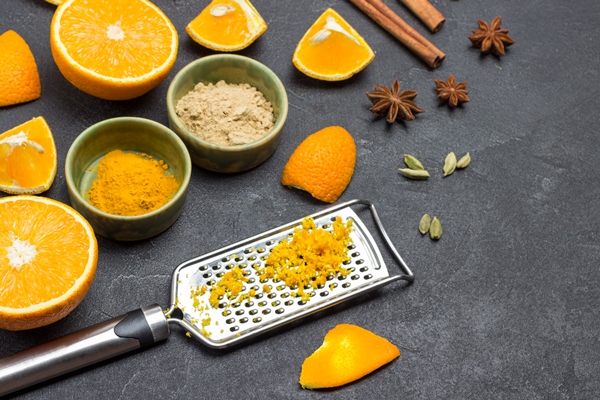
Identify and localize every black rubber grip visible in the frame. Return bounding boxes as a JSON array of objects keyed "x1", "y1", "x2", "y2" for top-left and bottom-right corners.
[{"x1": 113, "y1": 309, "x2": 155, "y2": 348}]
